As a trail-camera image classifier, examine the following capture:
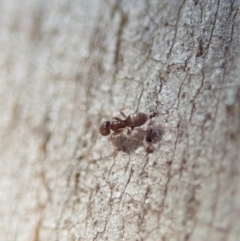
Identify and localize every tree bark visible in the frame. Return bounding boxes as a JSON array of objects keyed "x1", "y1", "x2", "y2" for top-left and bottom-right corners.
[{"x1": 0, "y1": 0, "x2": 239, "y2": 241}]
